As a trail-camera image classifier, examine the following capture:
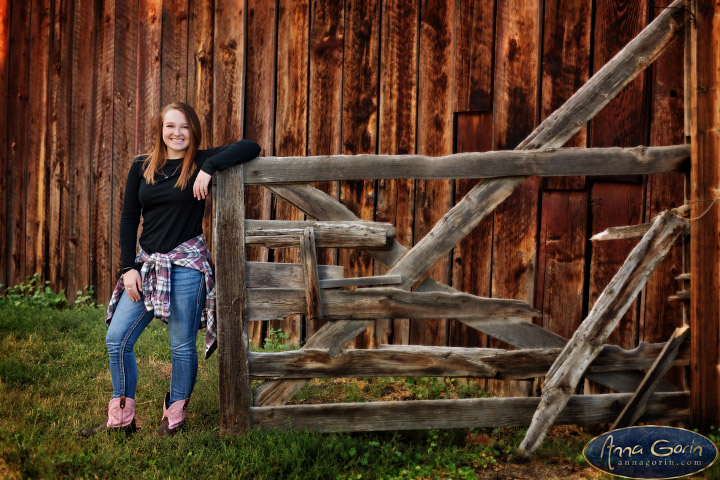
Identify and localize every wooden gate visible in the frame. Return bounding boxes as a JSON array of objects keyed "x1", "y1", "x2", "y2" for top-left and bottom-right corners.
[{"x1": 213, "y1": 1, "x2": 692, "y2": 457}]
